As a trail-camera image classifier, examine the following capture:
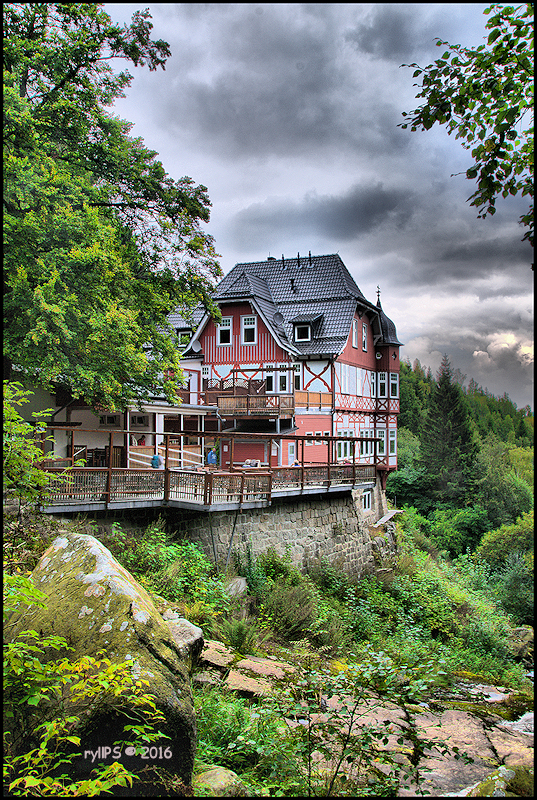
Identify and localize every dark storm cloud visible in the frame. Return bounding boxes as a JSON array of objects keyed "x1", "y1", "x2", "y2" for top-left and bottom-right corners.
[
  {"x1": 141, "y1": 3, "x2": 413, "y2": 159},
  {"x1": 232, "y1": 182, "x2": 414, "y2": 248},
  {"x1": 345, "y1": 4, "x2": 441, "y2": 61}
]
